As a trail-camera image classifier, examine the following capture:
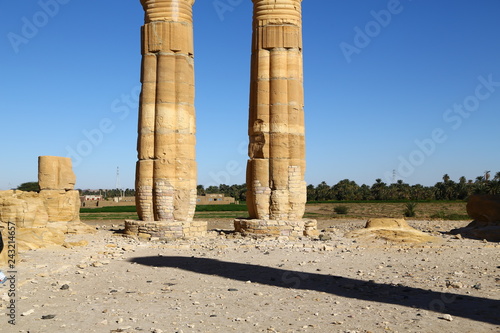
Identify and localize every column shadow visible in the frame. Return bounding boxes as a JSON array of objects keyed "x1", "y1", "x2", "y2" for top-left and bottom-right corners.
[{"x1": 128, "y1": 256, "x2": 500, "y2": 326}]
